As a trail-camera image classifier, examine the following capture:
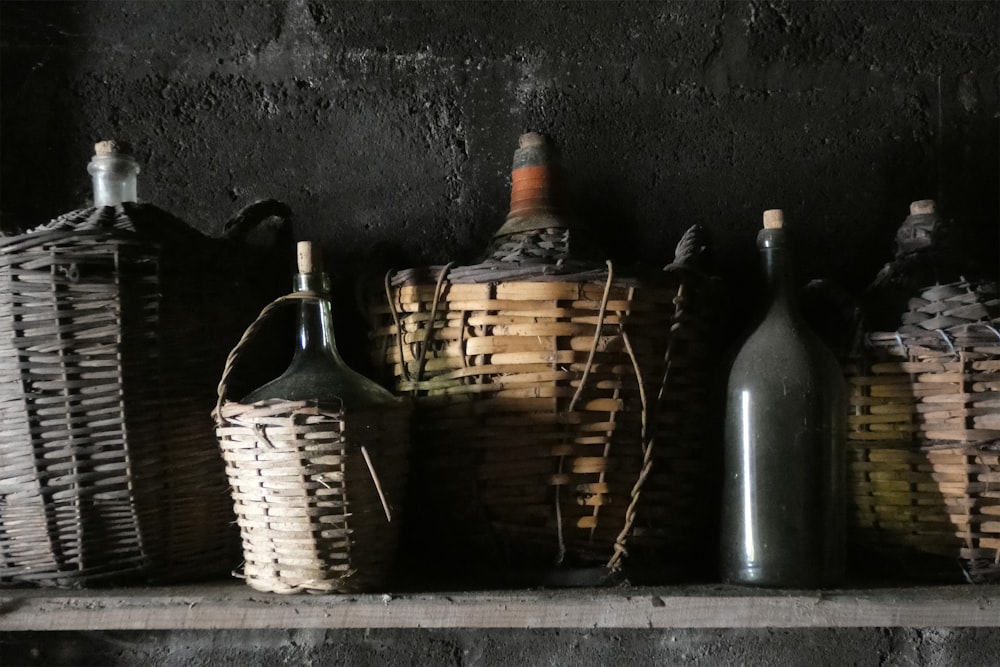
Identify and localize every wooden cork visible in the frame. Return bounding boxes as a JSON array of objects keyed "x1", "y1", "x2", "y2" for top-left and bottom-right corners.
[
  {"x1": 297, "y1": 241, "x2": 317, "y2": 274},
  {"x1": 910, "y1": 199, "x2": 936, "y2": 215},
  {"x1": 762, "y1": 209, "x2": 784, "y2": 229}
]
